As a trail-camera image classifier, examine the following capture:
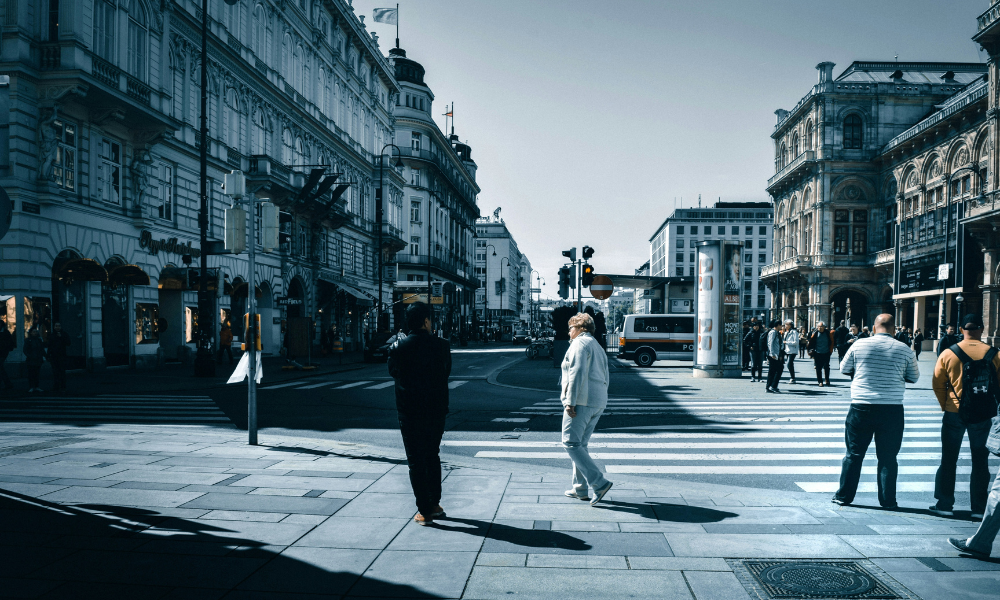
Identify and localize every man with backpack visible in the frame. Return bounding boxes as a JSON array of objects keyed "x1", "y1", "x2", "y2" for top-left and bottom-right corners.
[
  {"x1": 931, "y1": 314, "x2": 999, "y2": 521},
  {"x1": 765, "y1": 320, "x2": 784, "y2": 393}
]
